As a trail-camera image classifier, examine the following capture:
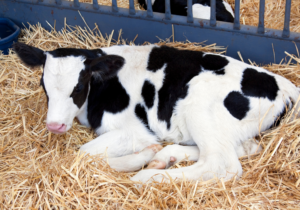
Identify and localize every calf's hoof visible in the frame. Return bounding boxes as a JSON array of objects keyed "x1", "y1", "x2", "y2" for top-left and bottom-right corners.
[{"x1": 146, "y1": 156, "x2": 176, "y2": 169}]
